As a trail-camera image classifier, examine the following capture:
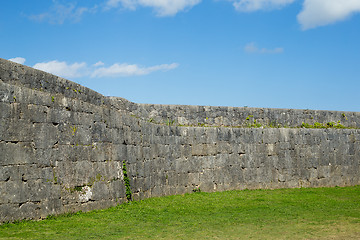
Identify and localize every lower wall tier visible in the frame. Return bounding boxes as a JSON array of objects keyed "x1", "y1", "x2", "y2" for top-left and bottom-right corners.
[{"x1": 127, "y1": 127, "x2": 360, "y2": 200}]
